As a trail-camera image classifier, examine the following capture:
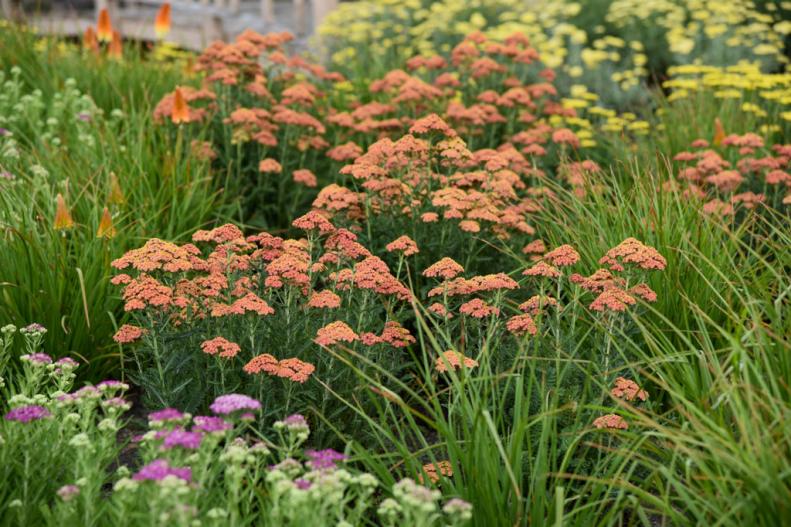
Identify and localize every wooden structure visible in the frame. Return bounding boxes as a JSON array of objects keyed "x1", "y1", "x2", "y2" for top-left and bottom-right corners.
[{"x1": 1, "y1": 0, "x2": 339, "y2": 50}]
